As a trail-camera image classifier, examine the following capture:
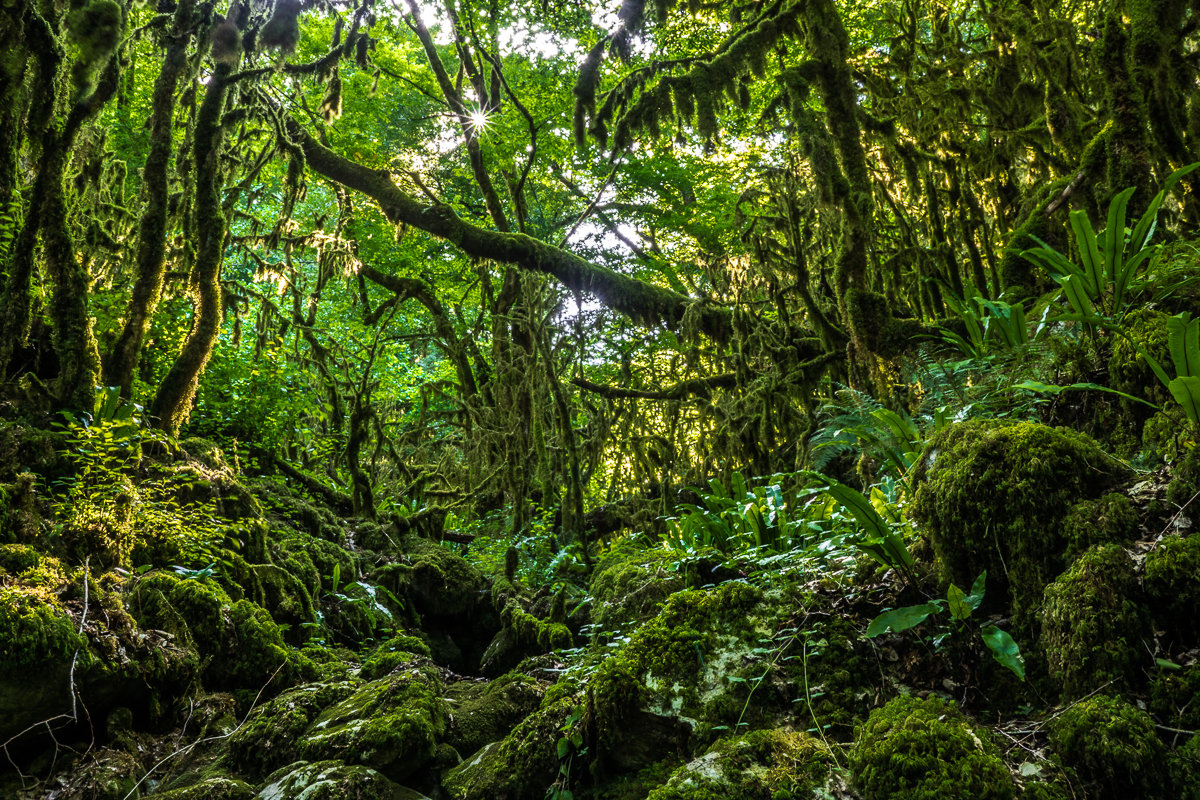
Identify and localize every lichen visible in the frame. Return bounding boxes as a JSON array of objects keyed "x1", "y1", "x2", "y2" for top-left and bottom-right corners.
[
  {"x1": 1048, "y1": 695, "x2": 1169, "y2": 800},
  {"x1": 849, "y1": 694, "x2": 1015, "y2": 800},
  {"x1": 1040, "y1": 544, "x2": 1148, "y2": 698},
  {"x1": 910, "y1": 421, "x2": 1129, "y2": 626}
]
